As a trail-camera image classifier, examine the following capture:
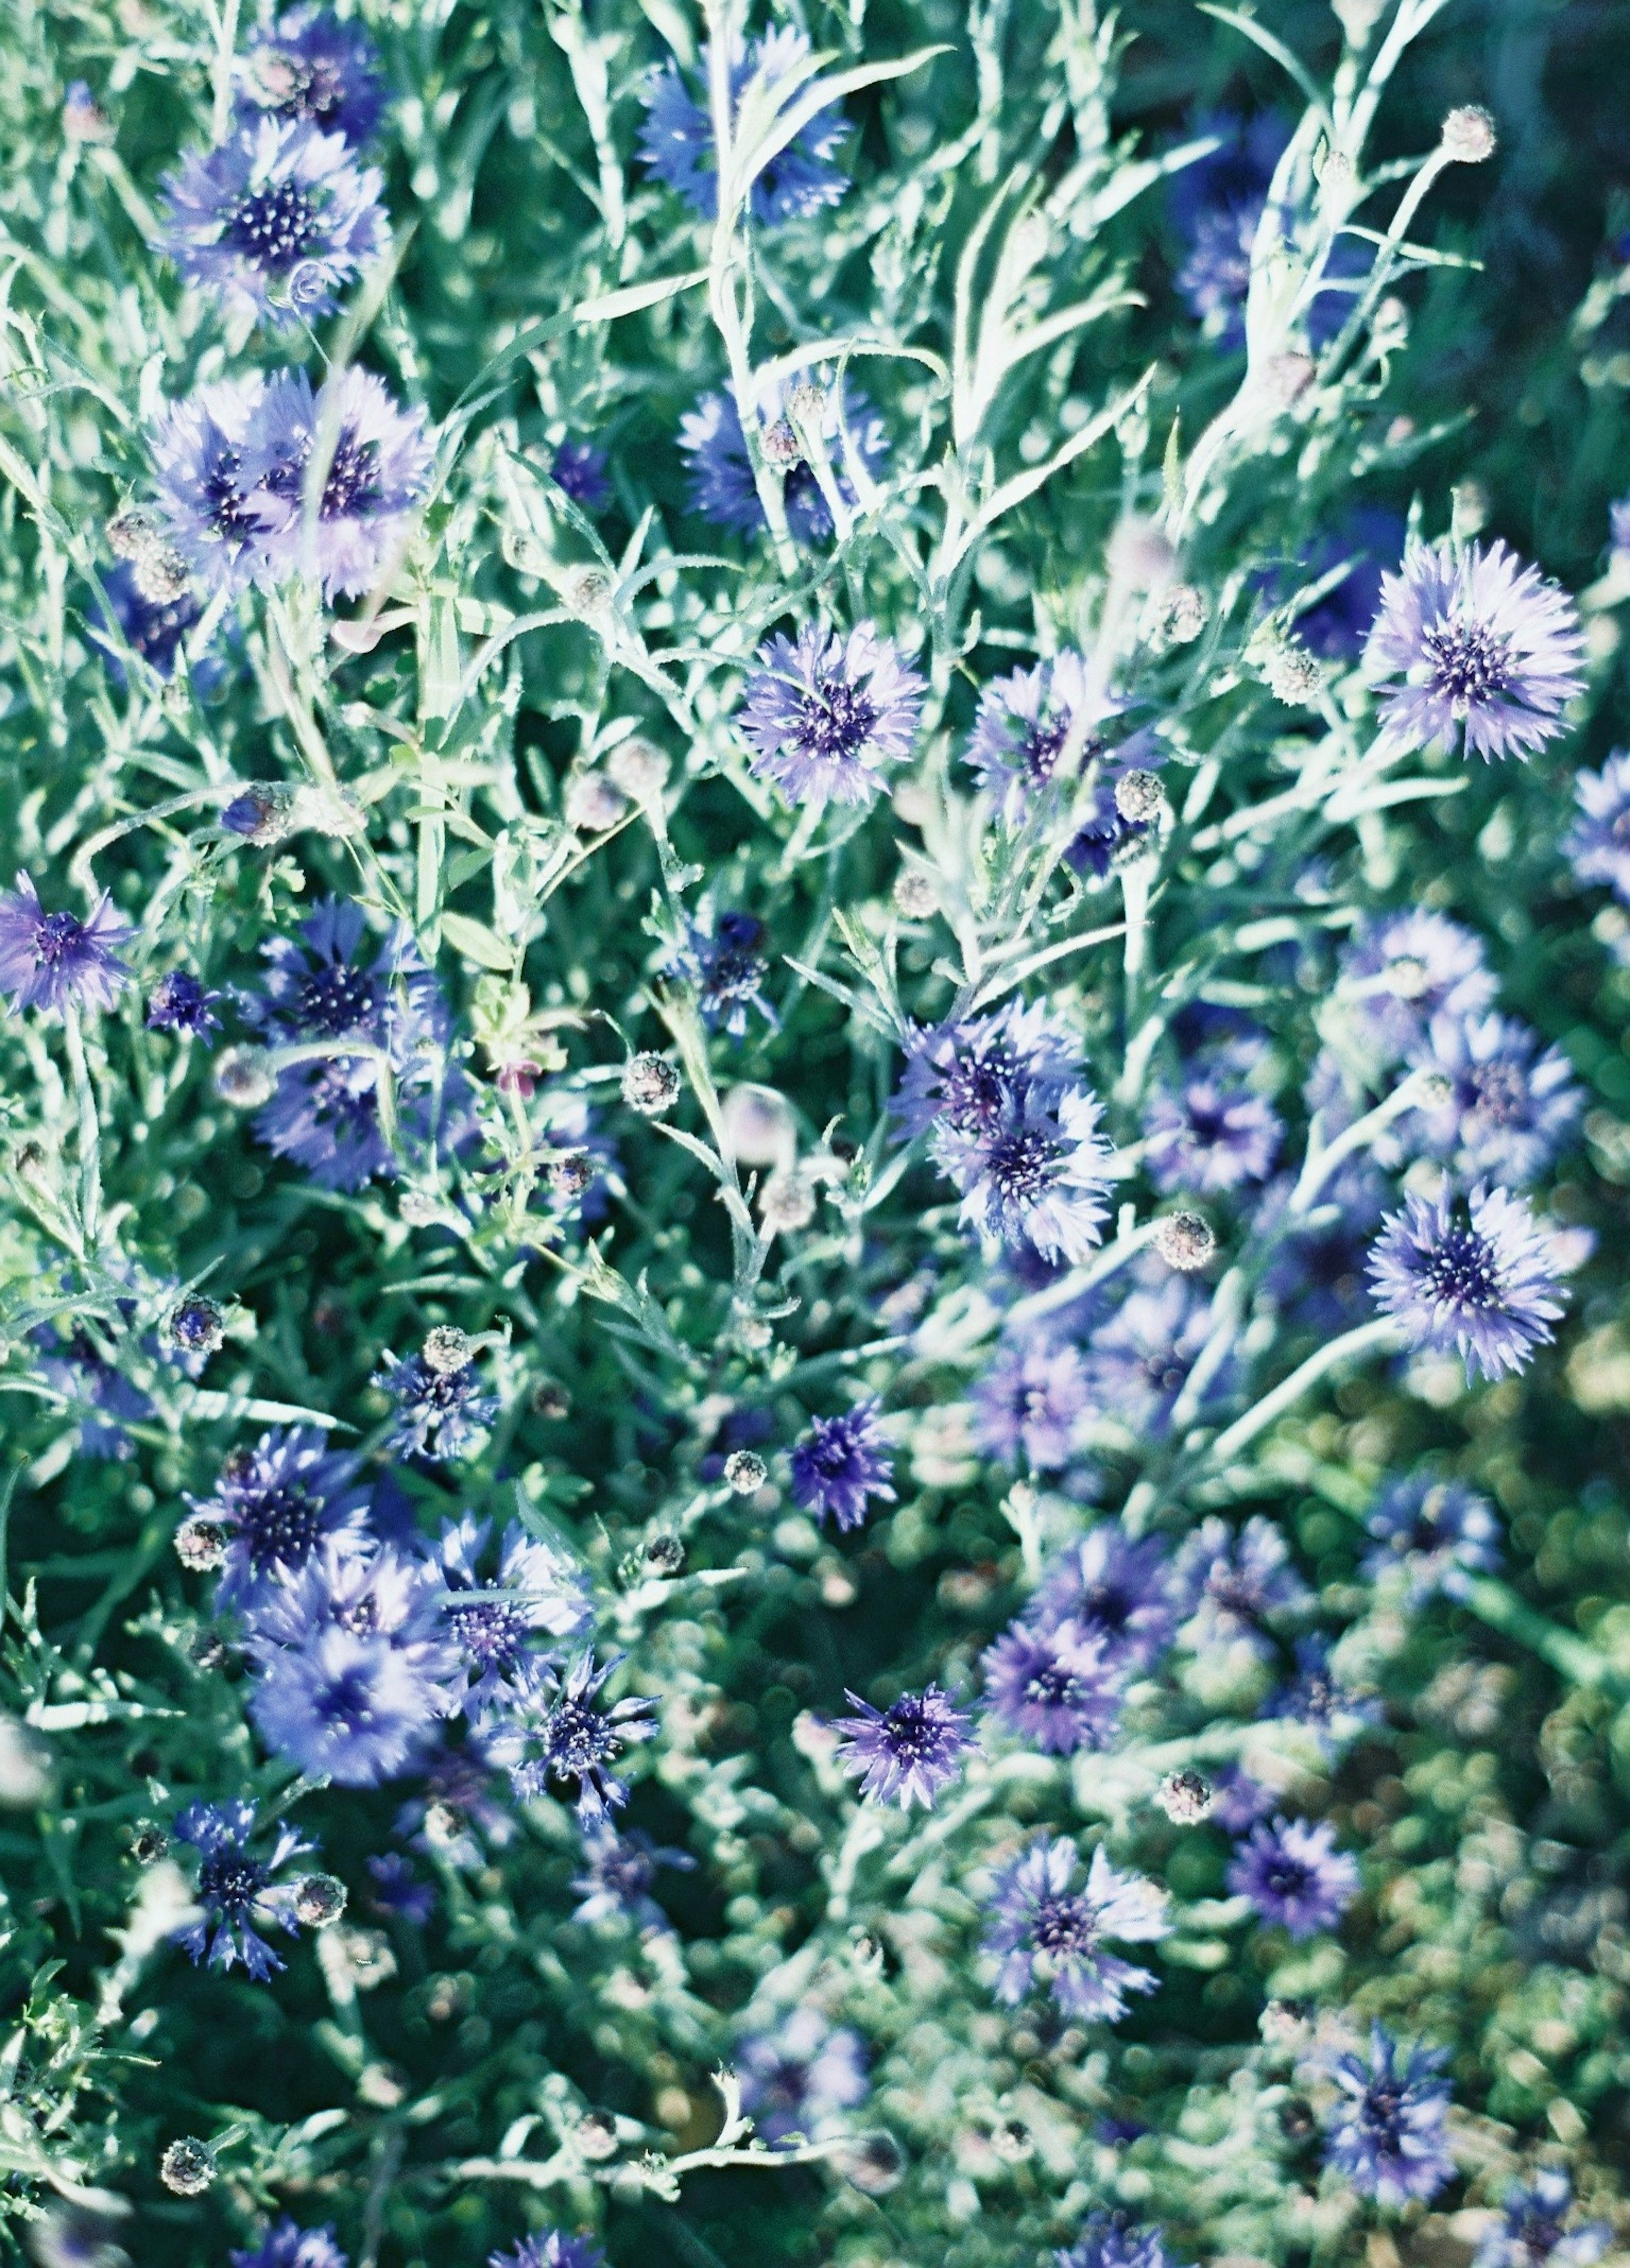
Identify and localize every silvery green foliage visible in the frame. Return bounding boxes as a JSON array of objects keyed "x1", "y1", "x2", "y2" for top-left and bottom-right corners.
[{"x1": 1, "y1": 0, "x2": 1629, "y2": 2264}]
